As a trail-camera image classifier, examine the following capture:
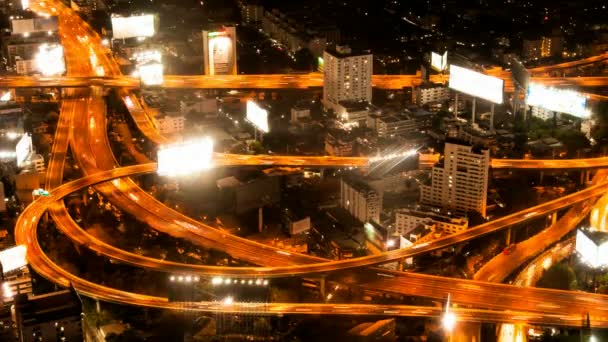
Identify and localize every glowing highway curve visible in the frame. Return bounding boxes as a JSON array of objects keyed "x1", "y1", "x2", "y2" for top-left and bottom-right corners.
[{"x1": 15, "y1": 0, "x2": 608, "y2": 328}]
